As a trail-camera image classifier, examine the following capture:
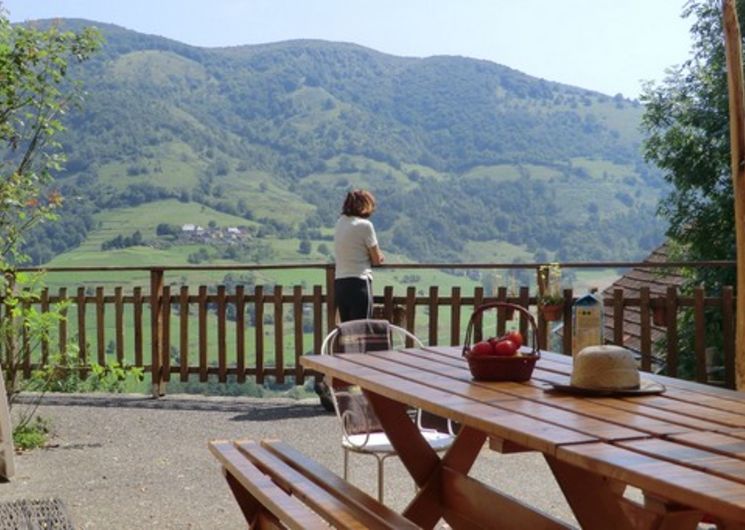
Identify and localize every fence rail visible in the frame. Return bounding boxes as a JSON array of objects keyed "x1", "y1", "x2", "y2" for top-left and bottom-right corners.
[{"x1": 1, "y1": 261, "x2": 737, "y2": 393}]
